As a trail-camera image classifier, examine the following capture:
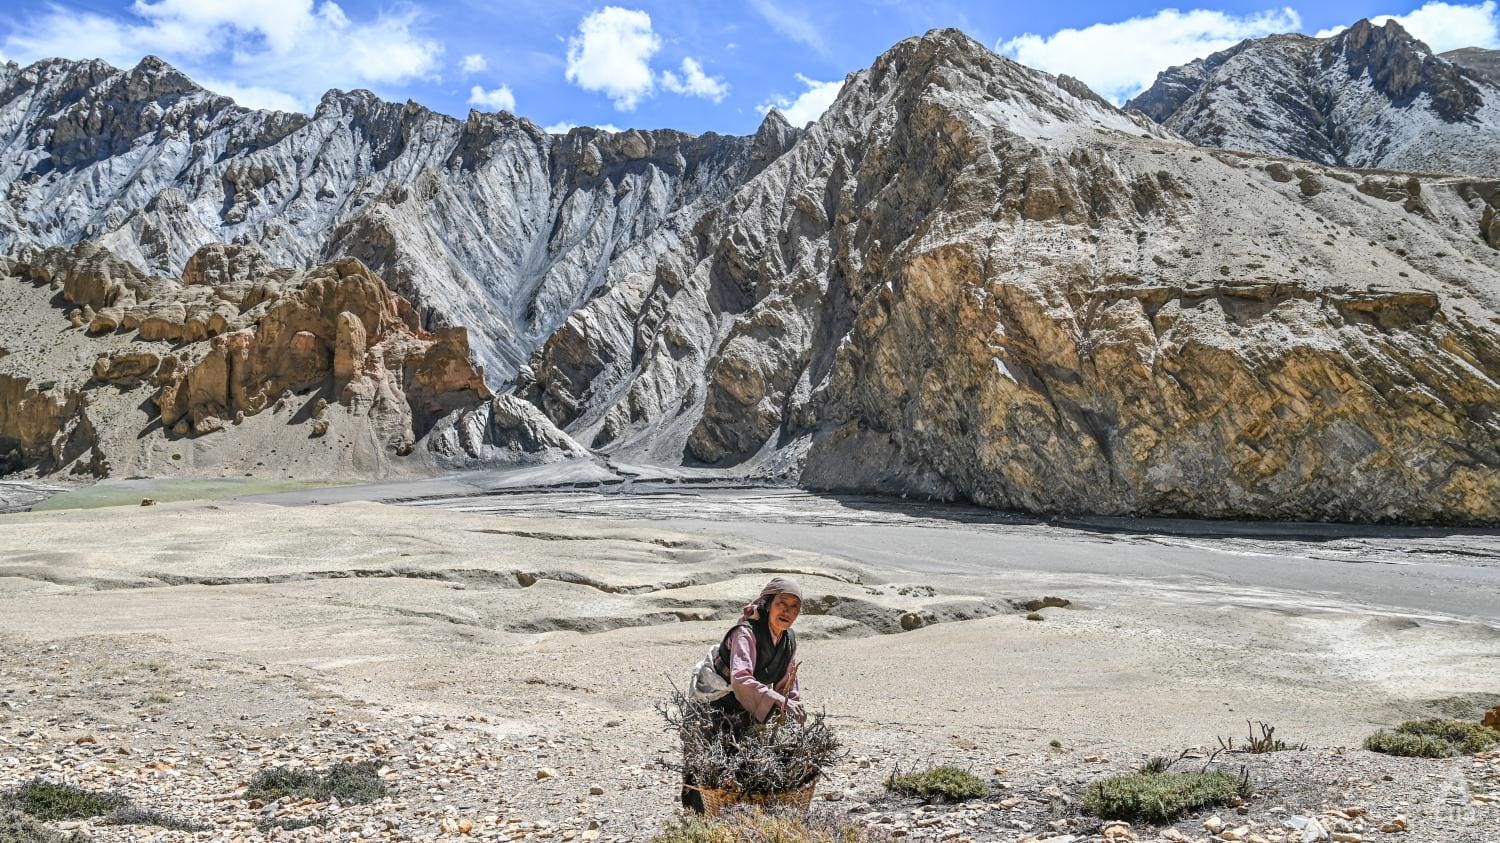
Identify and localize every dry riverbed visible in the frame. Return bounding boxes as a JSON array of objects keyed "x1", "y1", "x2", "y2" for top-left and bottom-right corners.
[{"x1": 0, "y1": 498, "x2": 1497, "y2": 842}]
